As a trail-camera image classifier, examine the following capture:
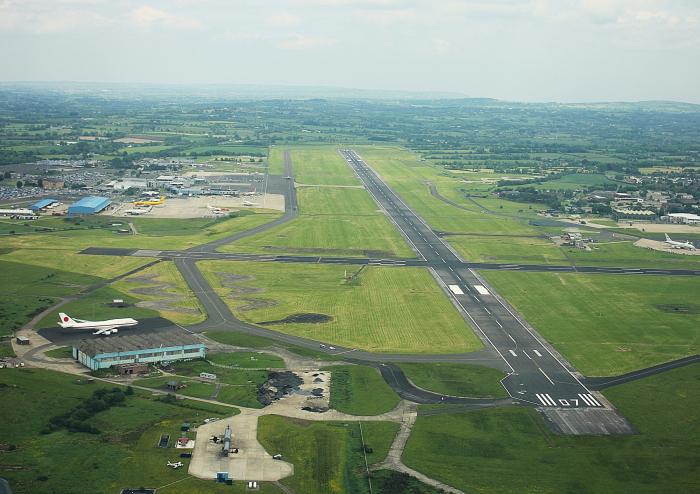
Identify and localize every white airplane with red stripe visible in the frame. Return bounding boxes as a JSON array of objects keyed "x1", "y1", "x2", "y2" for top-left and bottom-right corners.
[{"x1": 58, "y1": 312, "x2": 138, "y2": 335}]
